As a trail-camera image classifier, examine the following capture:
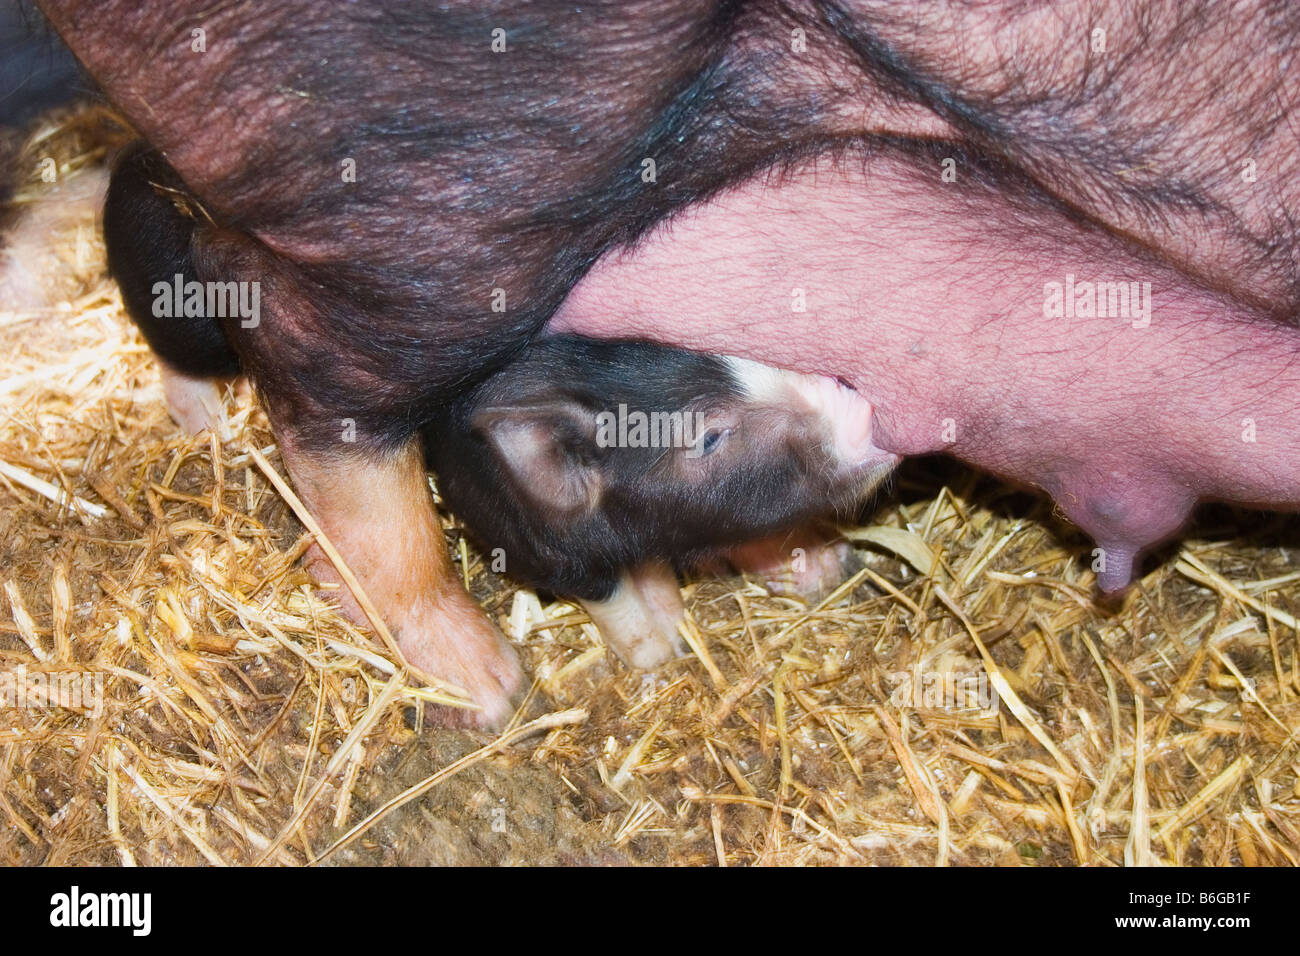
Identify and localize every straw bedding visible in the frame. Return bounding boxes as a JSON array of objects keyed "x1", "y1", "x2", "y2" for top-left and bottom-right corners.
[{"x1": 1, "y1": 107, "x2": 1296, "y2": 866}]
